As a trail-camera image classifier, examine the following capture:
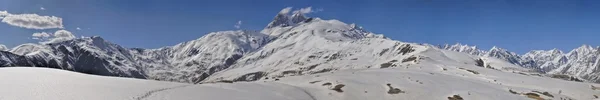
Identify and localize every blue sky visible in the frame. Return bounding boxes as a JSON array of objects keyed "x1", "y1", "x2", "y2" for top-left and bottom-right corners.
[{"x1": 0, "y1": 0, "x2": 599, "y2": 54}]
